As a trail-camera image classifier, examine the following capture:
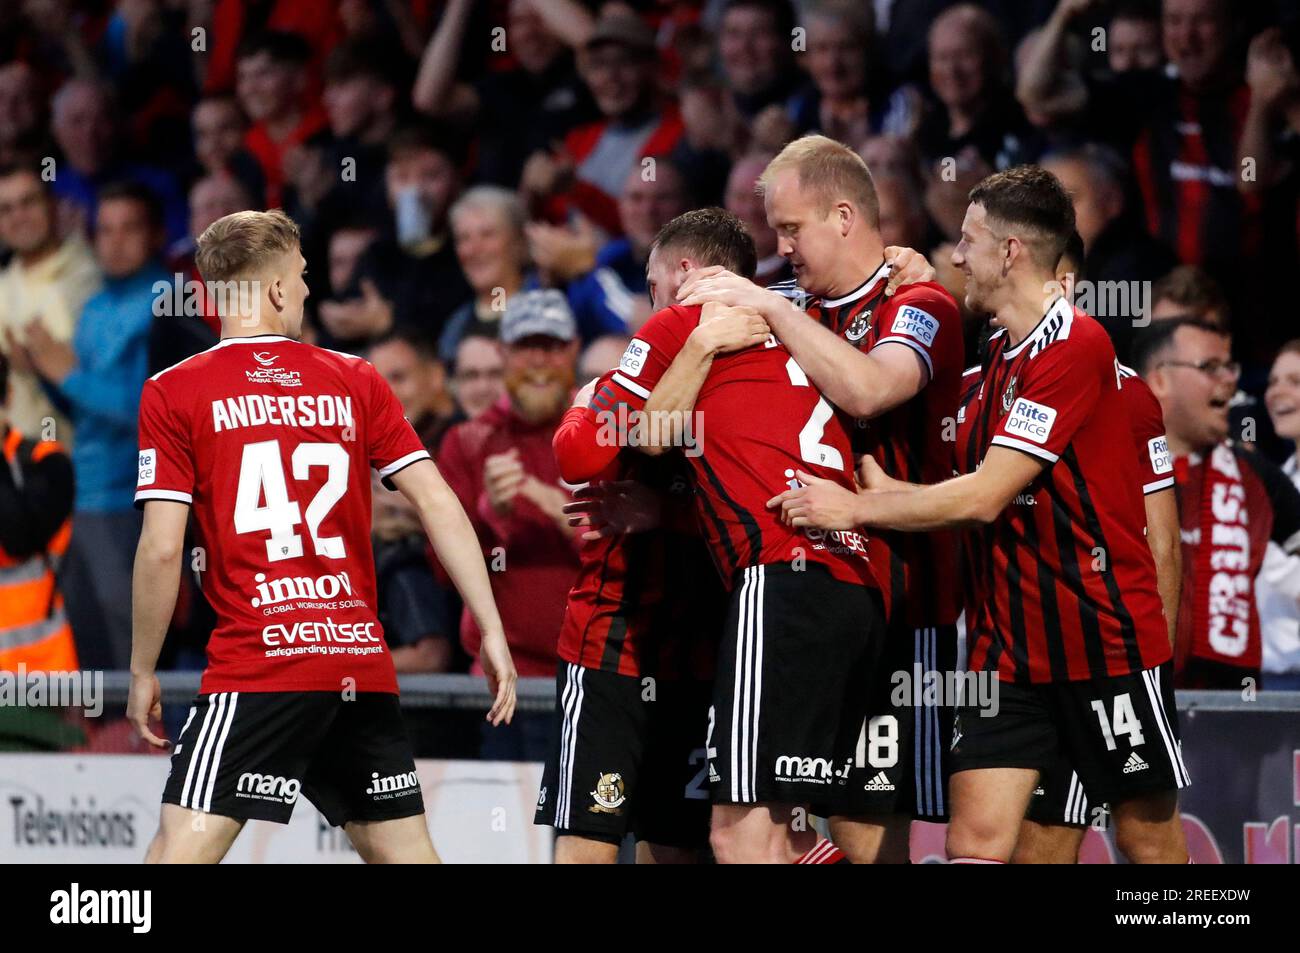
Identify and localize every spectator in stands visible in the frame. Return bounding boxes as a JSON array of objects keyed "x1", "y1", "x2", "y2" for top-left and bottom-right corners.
[
  {"x1": 1018, "y1": 0, "x2": 1261, "y2": 291},
  {"x1": 48, "y1": 78, "x2": 187, "y2": 242},
  {"x1": 412, "y1": 0, "x2": 596, "y2": 187},
  {"x1": 0, "y1": 62, "x2": 49, "y2": 166},
  {"x1": 577, "y1": 333, "x2": 632, "y2": 384},
  {"x1": 9, "y1": 182, "x2": 168, "y2": 670},
  {"x1": 191, "y1": 95, "x2": 265, "y2": 206},
  {"x1": 371, "y1": 330, "x2": 461, "y2": 455},
  {"x1": 874, "y1": 172, "x2": 930, "y2": 253},
  {"x1": 1042, "y1": 145, "x2": 1178, "y2": 283},
  {"x1": 314, "y1": 220, "x2": 381, "y2": 350},
  {"x1": 0, "y1": 350, "x2": 77, "y2": 674},
  {"x1": 1041, "y1": 144, "x2": 1178, "y2": 358},
  {"x1": 235, "y1": 30, "x2": 327, "y2": 209},
  {"x1": 450, "y1": 334, "x2": 507, "y2": 419},
  {"x1": 1259, "y1": 340, "x2": 1300, "y2": 690},
  {"x1": 521, "y1": 11, "x2": 683, "y2": 236},
  {"x1": 296, "y1": 37, "x2": 402, "y2": 233},
  {"x1": 0, "y1": 164, "x2": 101, "y2": 444},
  {"x1": 1108, "y1": 1, "x2": 1164, "y2": 73},
  {"x1": 724, "y1": 151, "x2": 792, "y2": 286},
  {"x1": 169, "y1": 172, "x2": 256, "y2": 271},
  {"x1": 1136, "y1": 318, "x2": 1300, "y2": 689},
  {"x1": 917, "y1": 4, "x2": 1035, "y2": 171},
  {"x1": 152, "y1": 172, "x2": 255, "y2": 374},
  {"x1": 716, "y1": 0, "x2": 802, "y2": 122},
  {"x1": 672, "y1": 74, "x2": 743, "y2": 207},
  {"x1": 566, "y1": 159, "x2": 691, "y2": 337},
  {"x1": 1151, "y1": 265, "x2": 1230, "y2": 328},
  {"x1": 437, "y1": 289, "x2": 582, "y2": 758},
  {"x1": 438, "y1": 187, "x2": 535, "y2": 364},
  {"x1": 368, "y1": 330, "x2": 461, "y2": 675},
  {"x1": 345, "y1": 125, "x2": 471, "y2": 341},
  {"x1": 791, "y1": 3, "x2": 899, "y2": 144}
]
